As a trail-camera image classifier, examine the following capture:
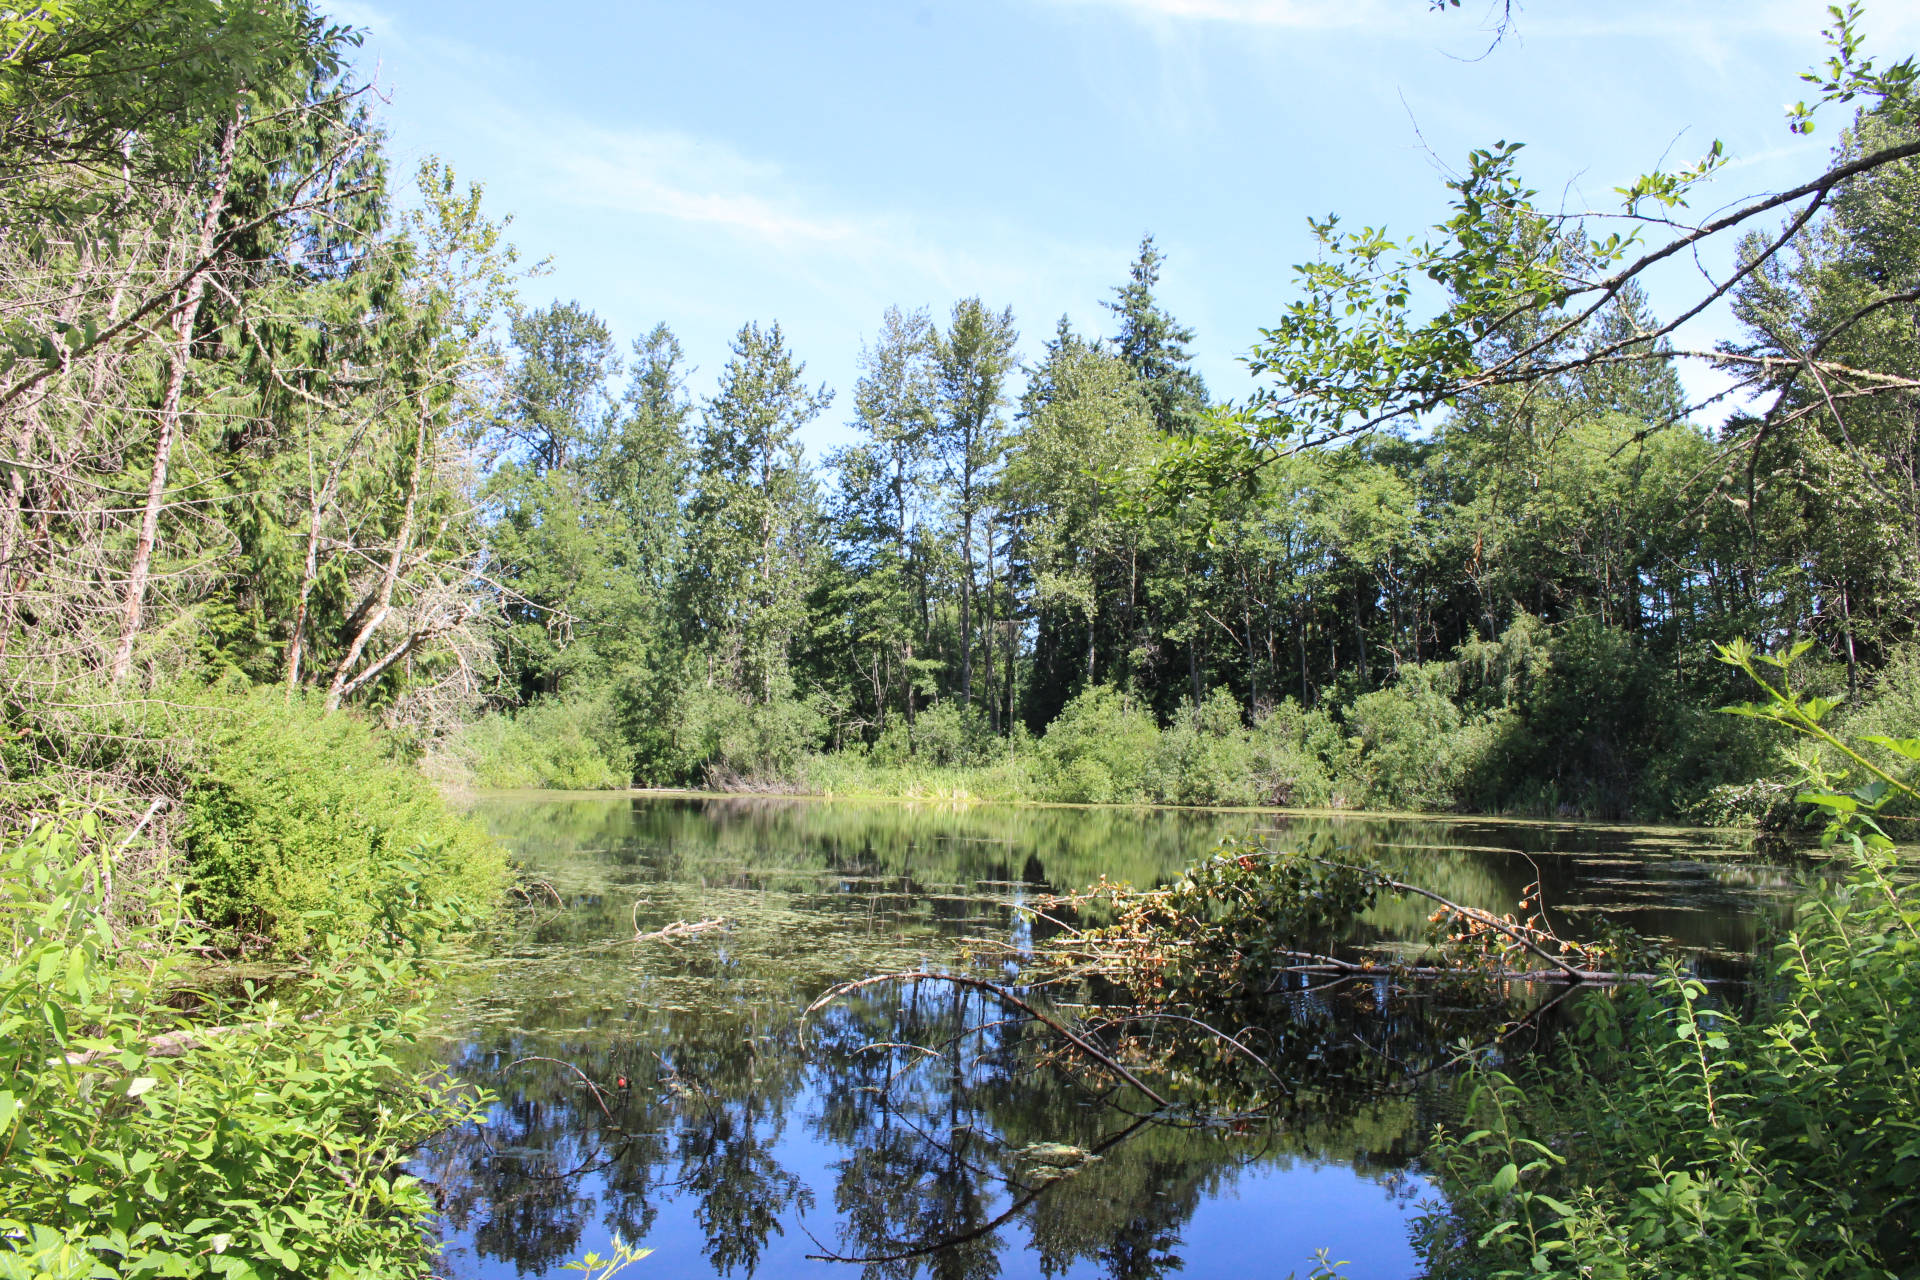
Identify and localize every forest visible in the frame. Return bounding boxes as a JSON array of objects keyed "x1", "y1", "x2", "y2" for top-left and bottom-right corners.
[
  {"x1": 370, "y1": 96, "x2": 1915, "y2": 827},
  {"x1": 1, "y1": 0, "x2": 1918, "y2": 1276},
  {"x1": 0, "y1": 0, "x2": 1914, "y2": 827}
]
